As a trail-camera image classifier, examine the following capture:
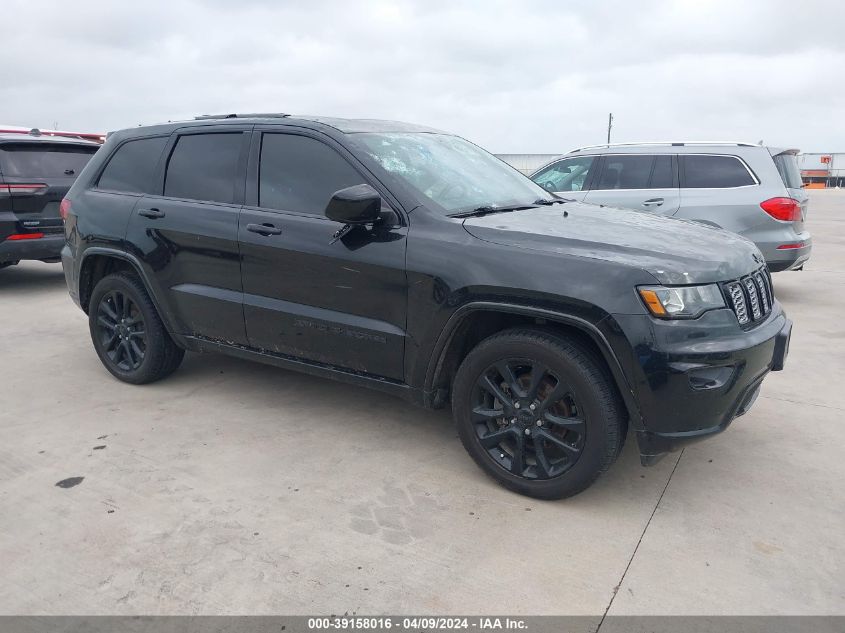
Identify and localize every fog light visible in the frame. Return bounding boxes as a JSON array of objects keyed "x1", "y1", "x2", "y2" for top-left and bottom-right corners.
[{"x1": 688, "y1": 366, "x2": 735, "y2": 391}]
